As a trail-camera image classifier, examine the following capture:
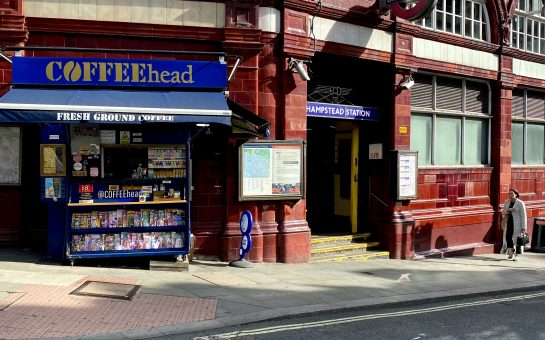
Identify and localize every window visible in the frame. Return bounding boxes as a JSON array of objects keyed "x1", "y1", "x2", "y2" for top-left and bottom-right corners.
[
  {"x1": 414, "y1": 0, "x2": 490, "y2": 42},
  {"x1": 512, "y1": 89, "x2": 545, "y2": 165},
  {"x1": 410, "y1": 74, "x2": 491, "y2": 166},
  {"x1": 511, "y1": 0, "x2": 545, "y2": 54}
]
